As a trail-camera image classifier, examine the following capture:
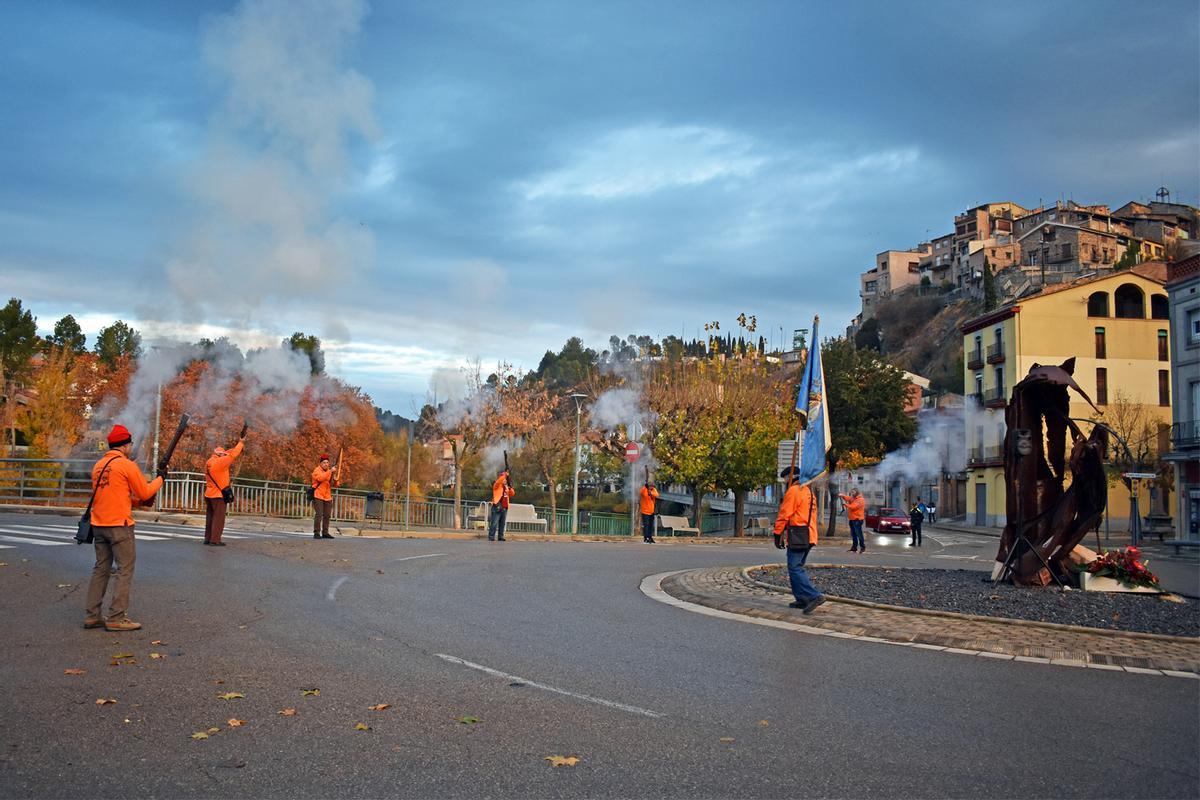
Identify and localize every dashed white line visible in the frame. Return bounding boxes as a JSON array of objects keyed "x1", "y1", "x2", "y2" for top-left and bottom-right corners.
[
  {"x1": 435, "y1": 653, "x2": 665, "y2": 719},
  {"x1": 326, "y1": 575, "x2": 350, "y2": 601},
  {"x1": 391, "y1": 553, "x2": 447, "y2": 563}
]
